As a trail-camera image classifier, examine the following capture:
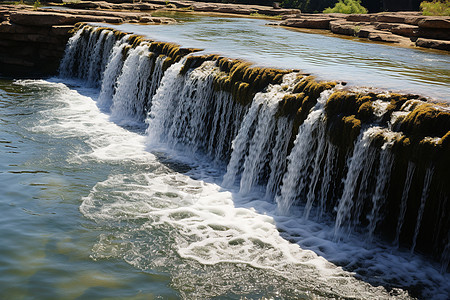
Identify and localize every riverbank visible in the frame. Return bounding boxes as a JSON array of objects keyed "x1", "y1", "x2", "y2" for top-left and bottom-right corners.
[
  {"x1": 1, "y1": 2, "x2": 449, "y2": 76},
  {"x1": 0, "y1": 3, "x2": 176, "y2": 76},
  {"x1": 279, "y1": 11, "x2": 450, "y2": 51},
  {"x1": 60, "y1": 0, "x2": 450, "y2": 51}
]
